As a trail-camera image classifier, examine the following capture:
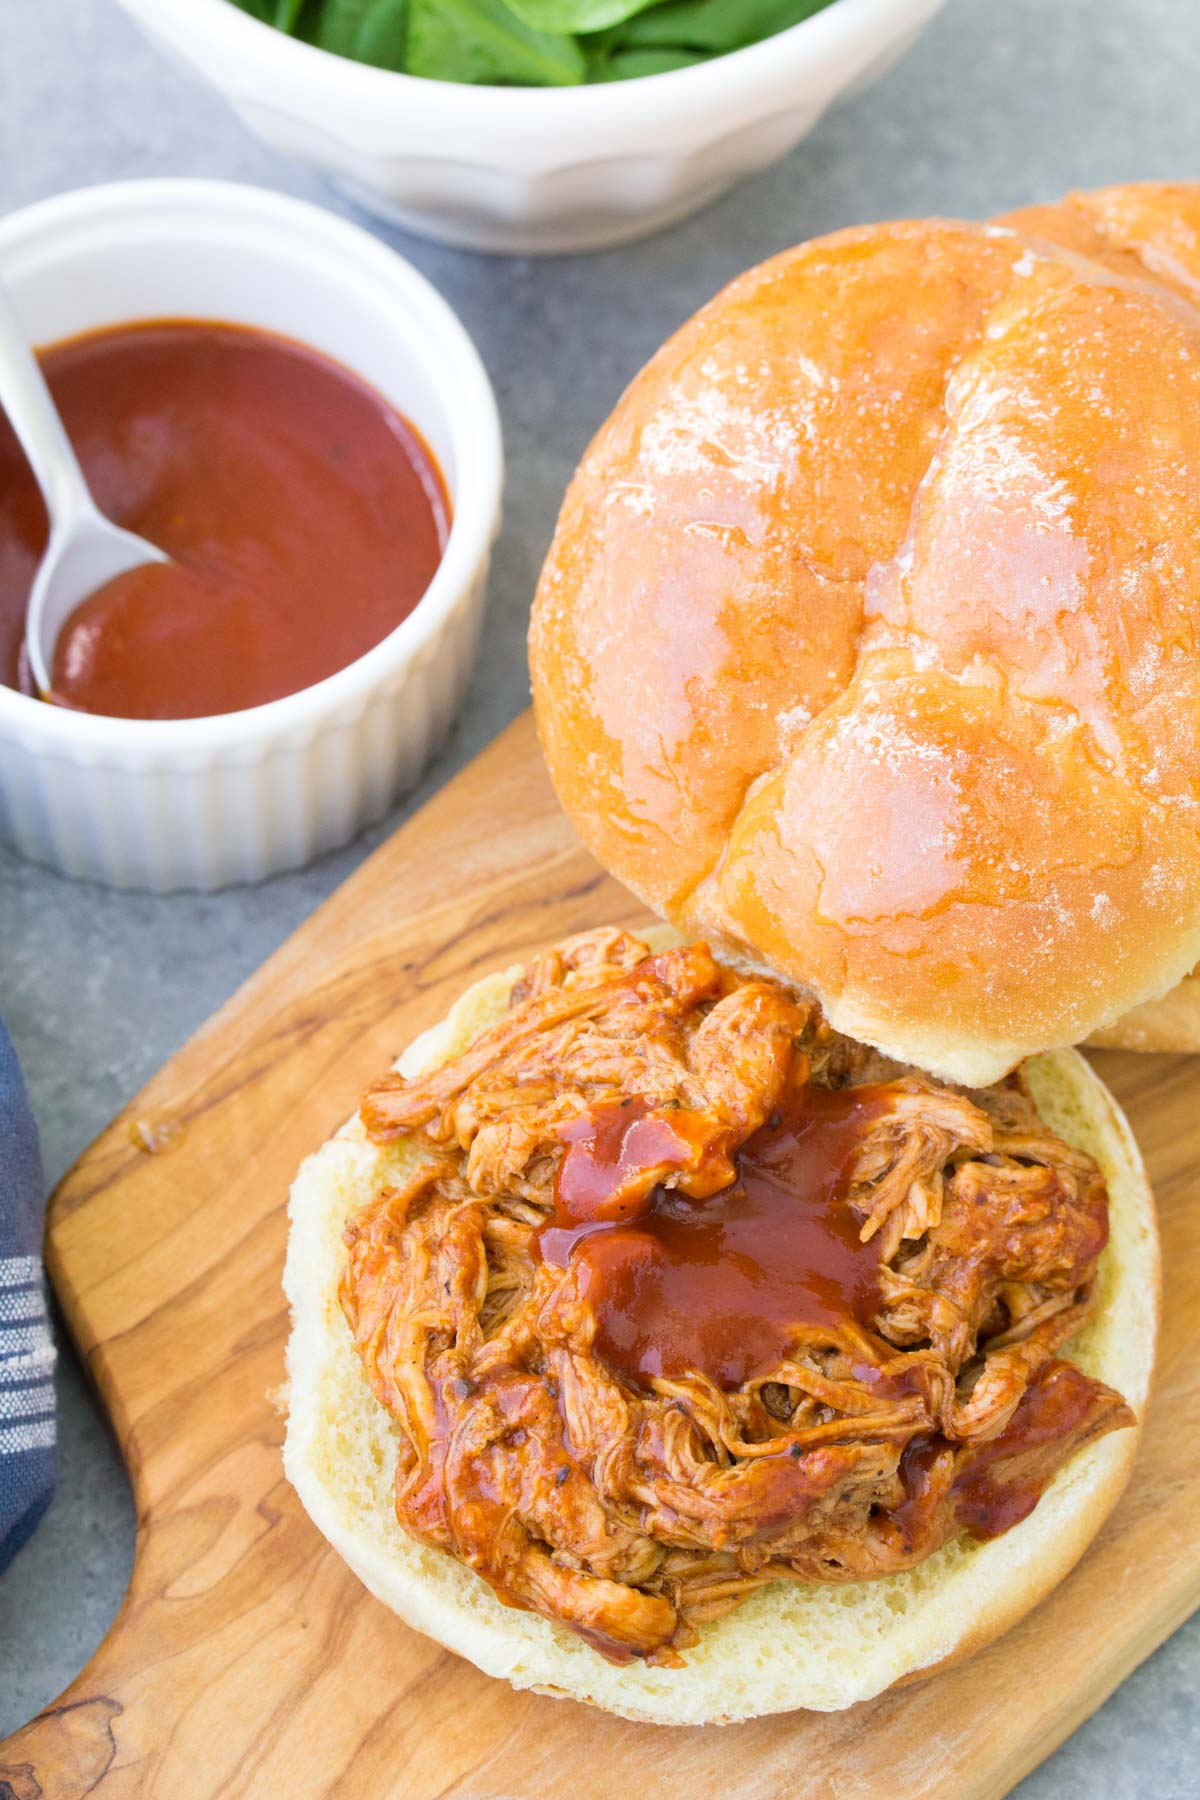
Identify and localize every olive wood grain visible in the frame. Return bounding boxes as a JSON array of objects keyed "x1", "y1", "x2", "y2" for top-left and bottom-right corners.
[{"x1": 0, "y1": 711, "x2": 1195, "y2": 1800}]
